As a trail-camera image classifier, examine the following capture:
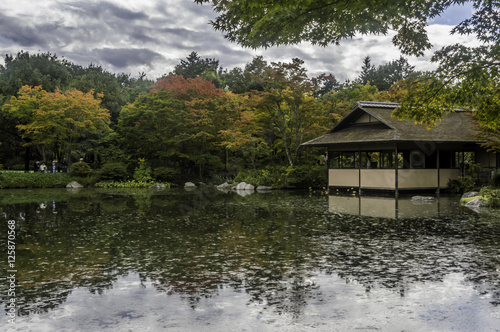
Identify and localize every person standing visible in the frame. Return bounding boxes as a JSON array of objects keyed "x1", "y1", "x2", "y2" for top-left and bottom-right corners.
[
  {"x1": 33, "y1": 161, "x2": 40, "y2": 172},
  {"x1": 51, "y1": 160, "x2": 58, "y2": 173},
  {"x1": 60, "y1": 158, "x2": 68, "y2": 172},
  {"x1": 39, "y1": 162, "x2": 47, "y2": 172}
]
